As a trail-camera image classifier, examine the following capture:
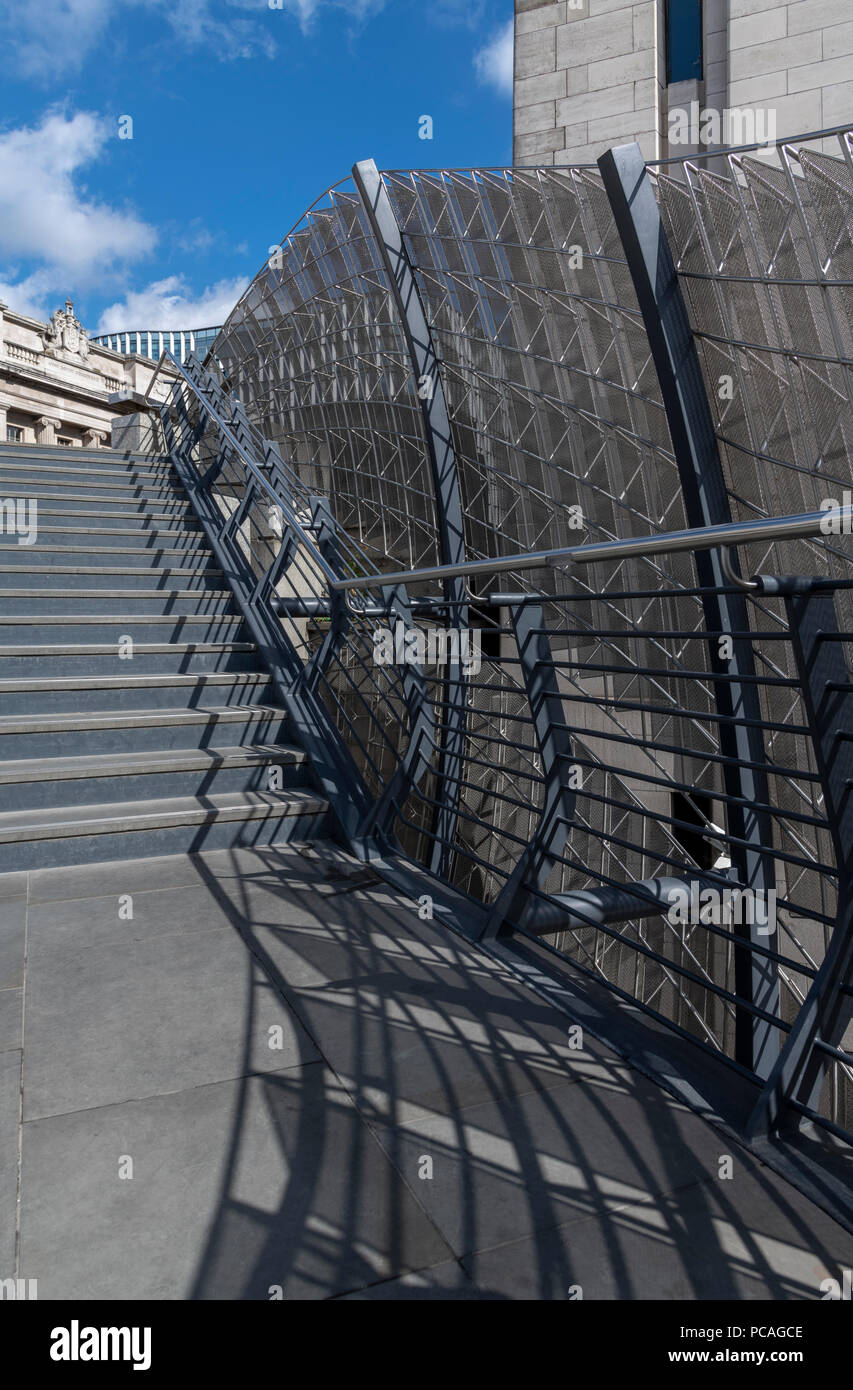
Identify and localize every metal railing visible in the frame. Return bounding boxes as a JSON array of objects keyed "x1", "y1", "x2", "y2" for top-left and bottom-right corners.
[
  {"x1": 156, "y1": 121, "x2": 853, "y2": 1155},
  {"x1": 157, "y1": 350, "x2": 853, "y2": 1150}
]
